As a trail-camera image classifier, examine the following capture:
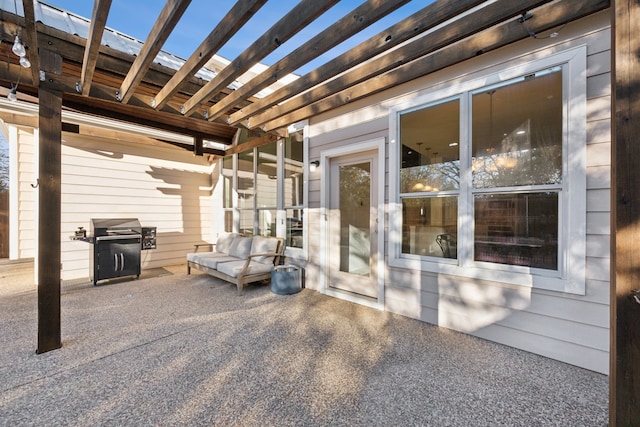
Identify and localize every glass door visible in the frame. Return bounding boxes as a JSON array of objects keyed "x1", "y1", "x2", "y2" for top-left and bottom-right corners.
[{"x1": 327, "y1": 151, "x2": 378, "y2": 298}]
